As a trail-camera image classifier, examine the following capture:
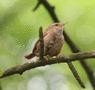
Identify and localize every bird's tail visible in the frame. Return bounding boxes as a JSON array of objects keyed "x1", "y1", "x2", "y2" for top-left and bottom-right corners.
[{"x1": 25, "y1": 53, "x2": 35, "y2": 60}]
